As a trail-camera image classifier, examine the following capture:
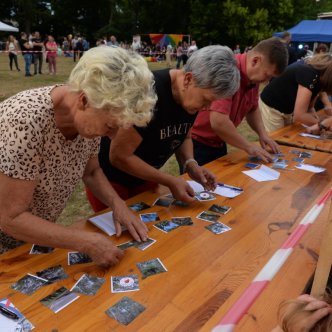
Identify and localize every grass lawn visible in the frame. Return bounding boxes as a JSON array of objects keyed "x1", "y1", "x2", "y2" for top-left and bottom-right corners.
[{"x1": 0, "y1": 52, "x2": 258, "y2": 225}]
